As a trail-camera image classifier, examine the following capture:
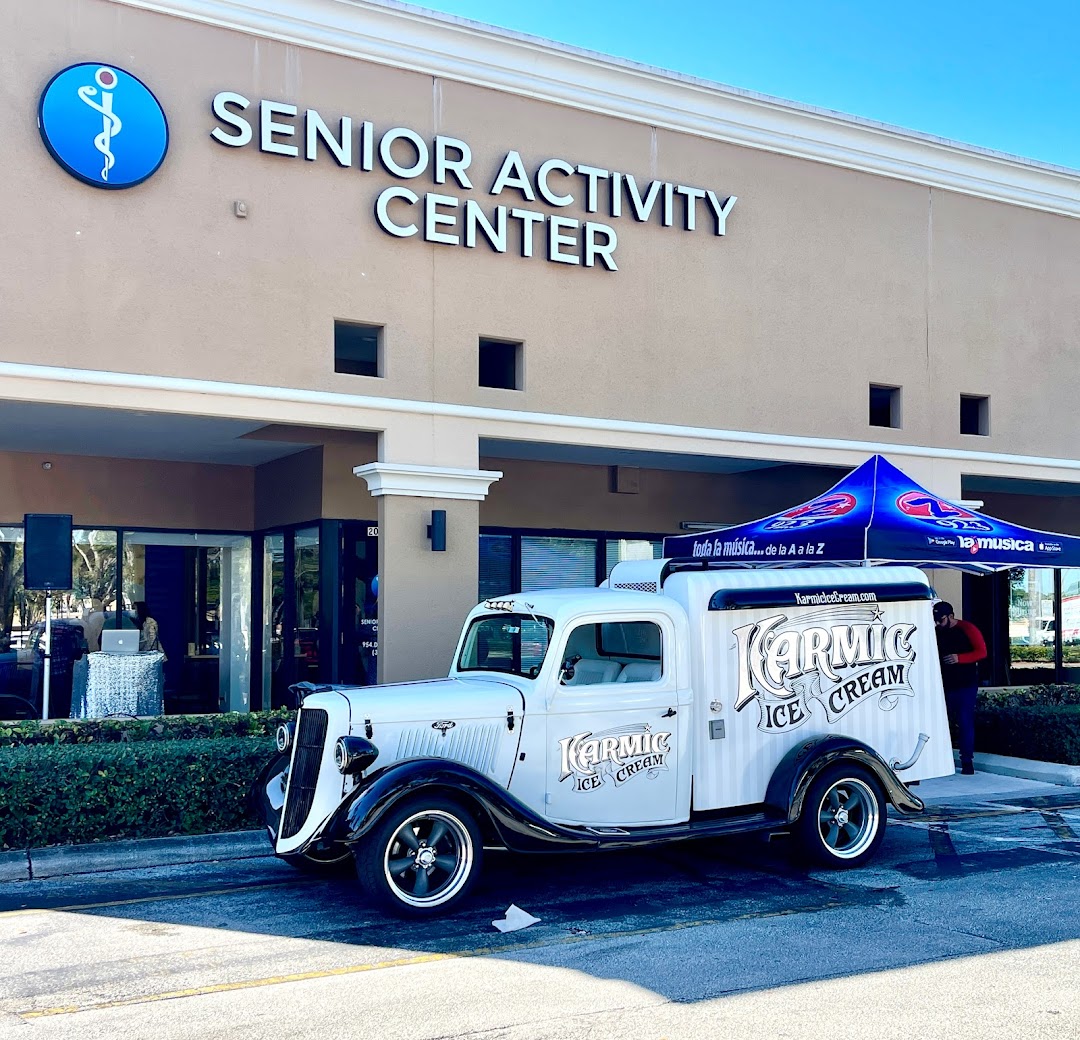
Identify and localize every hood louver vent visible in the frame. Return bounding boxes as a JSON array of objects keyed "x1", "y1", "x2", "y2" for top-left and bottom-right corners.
[{"x1": 395, "y1": 722, "x2": 503, "y2": 776}]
